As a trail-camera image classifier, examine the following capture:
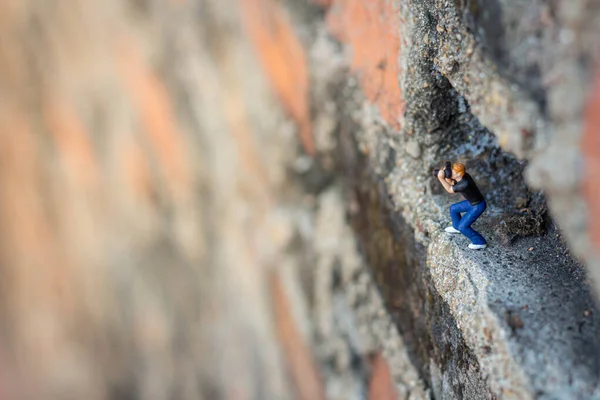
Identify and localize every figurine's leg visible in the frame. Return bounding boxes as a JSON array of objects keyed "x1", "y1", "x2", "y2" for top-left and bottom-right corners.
[
  {"x1": 450, "y1": 200, "x2": 470, "y2": 229},
  {"x1": 457, "y1": 201, "x2": 487, "y2": 244}
]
